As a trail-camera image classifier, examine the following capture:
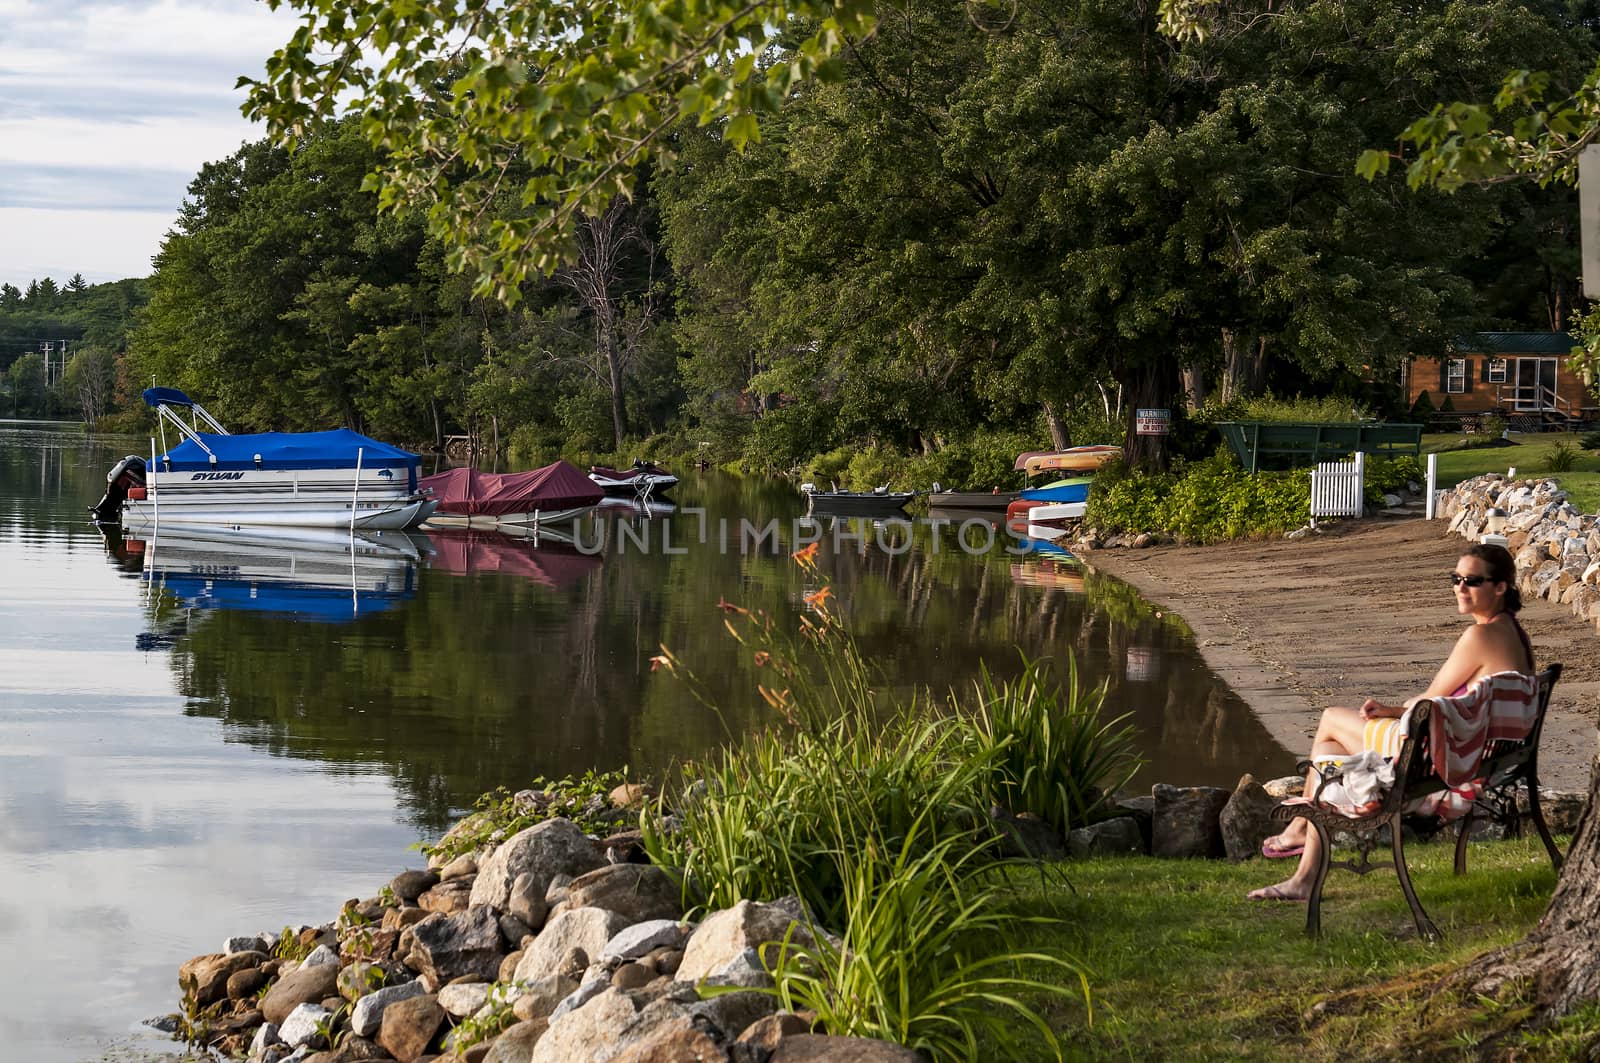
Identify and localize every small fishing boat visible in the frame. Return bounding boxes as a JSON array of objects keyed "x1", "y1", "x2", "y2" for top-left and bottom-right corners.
[
  {"x1": 801, "y1": 483, "x2": 918, "y2": 514},
  {"x1": 925, "y1": 487, "x2": 1018, "y2": 509},
  {"x1": 420, "y1": 461, "x2": 604, "y2": 529},
  {"x1": 588, "y1": 460, "x2": 679, "y2": 496},
  {"x1": 91, "y1": 388, "x2": 436, "y2": 531}
]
